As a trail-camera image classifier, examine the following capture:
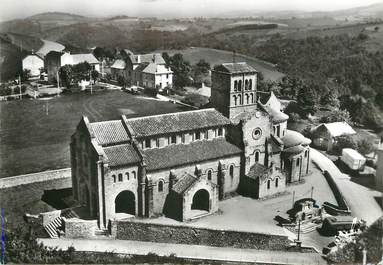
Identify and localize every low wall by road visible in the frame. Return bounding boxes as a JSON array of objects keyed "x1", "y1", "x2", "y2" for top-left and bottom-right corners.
[
  {"x1": 113, "y1": 220, "x2": 290, "y2": 251},
  {"x1": 0, "y1": 168, "x2": 71, "y2": 189},
  {"x1": 64, "y1": 219, "x2": 98, "y2": 238}
]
